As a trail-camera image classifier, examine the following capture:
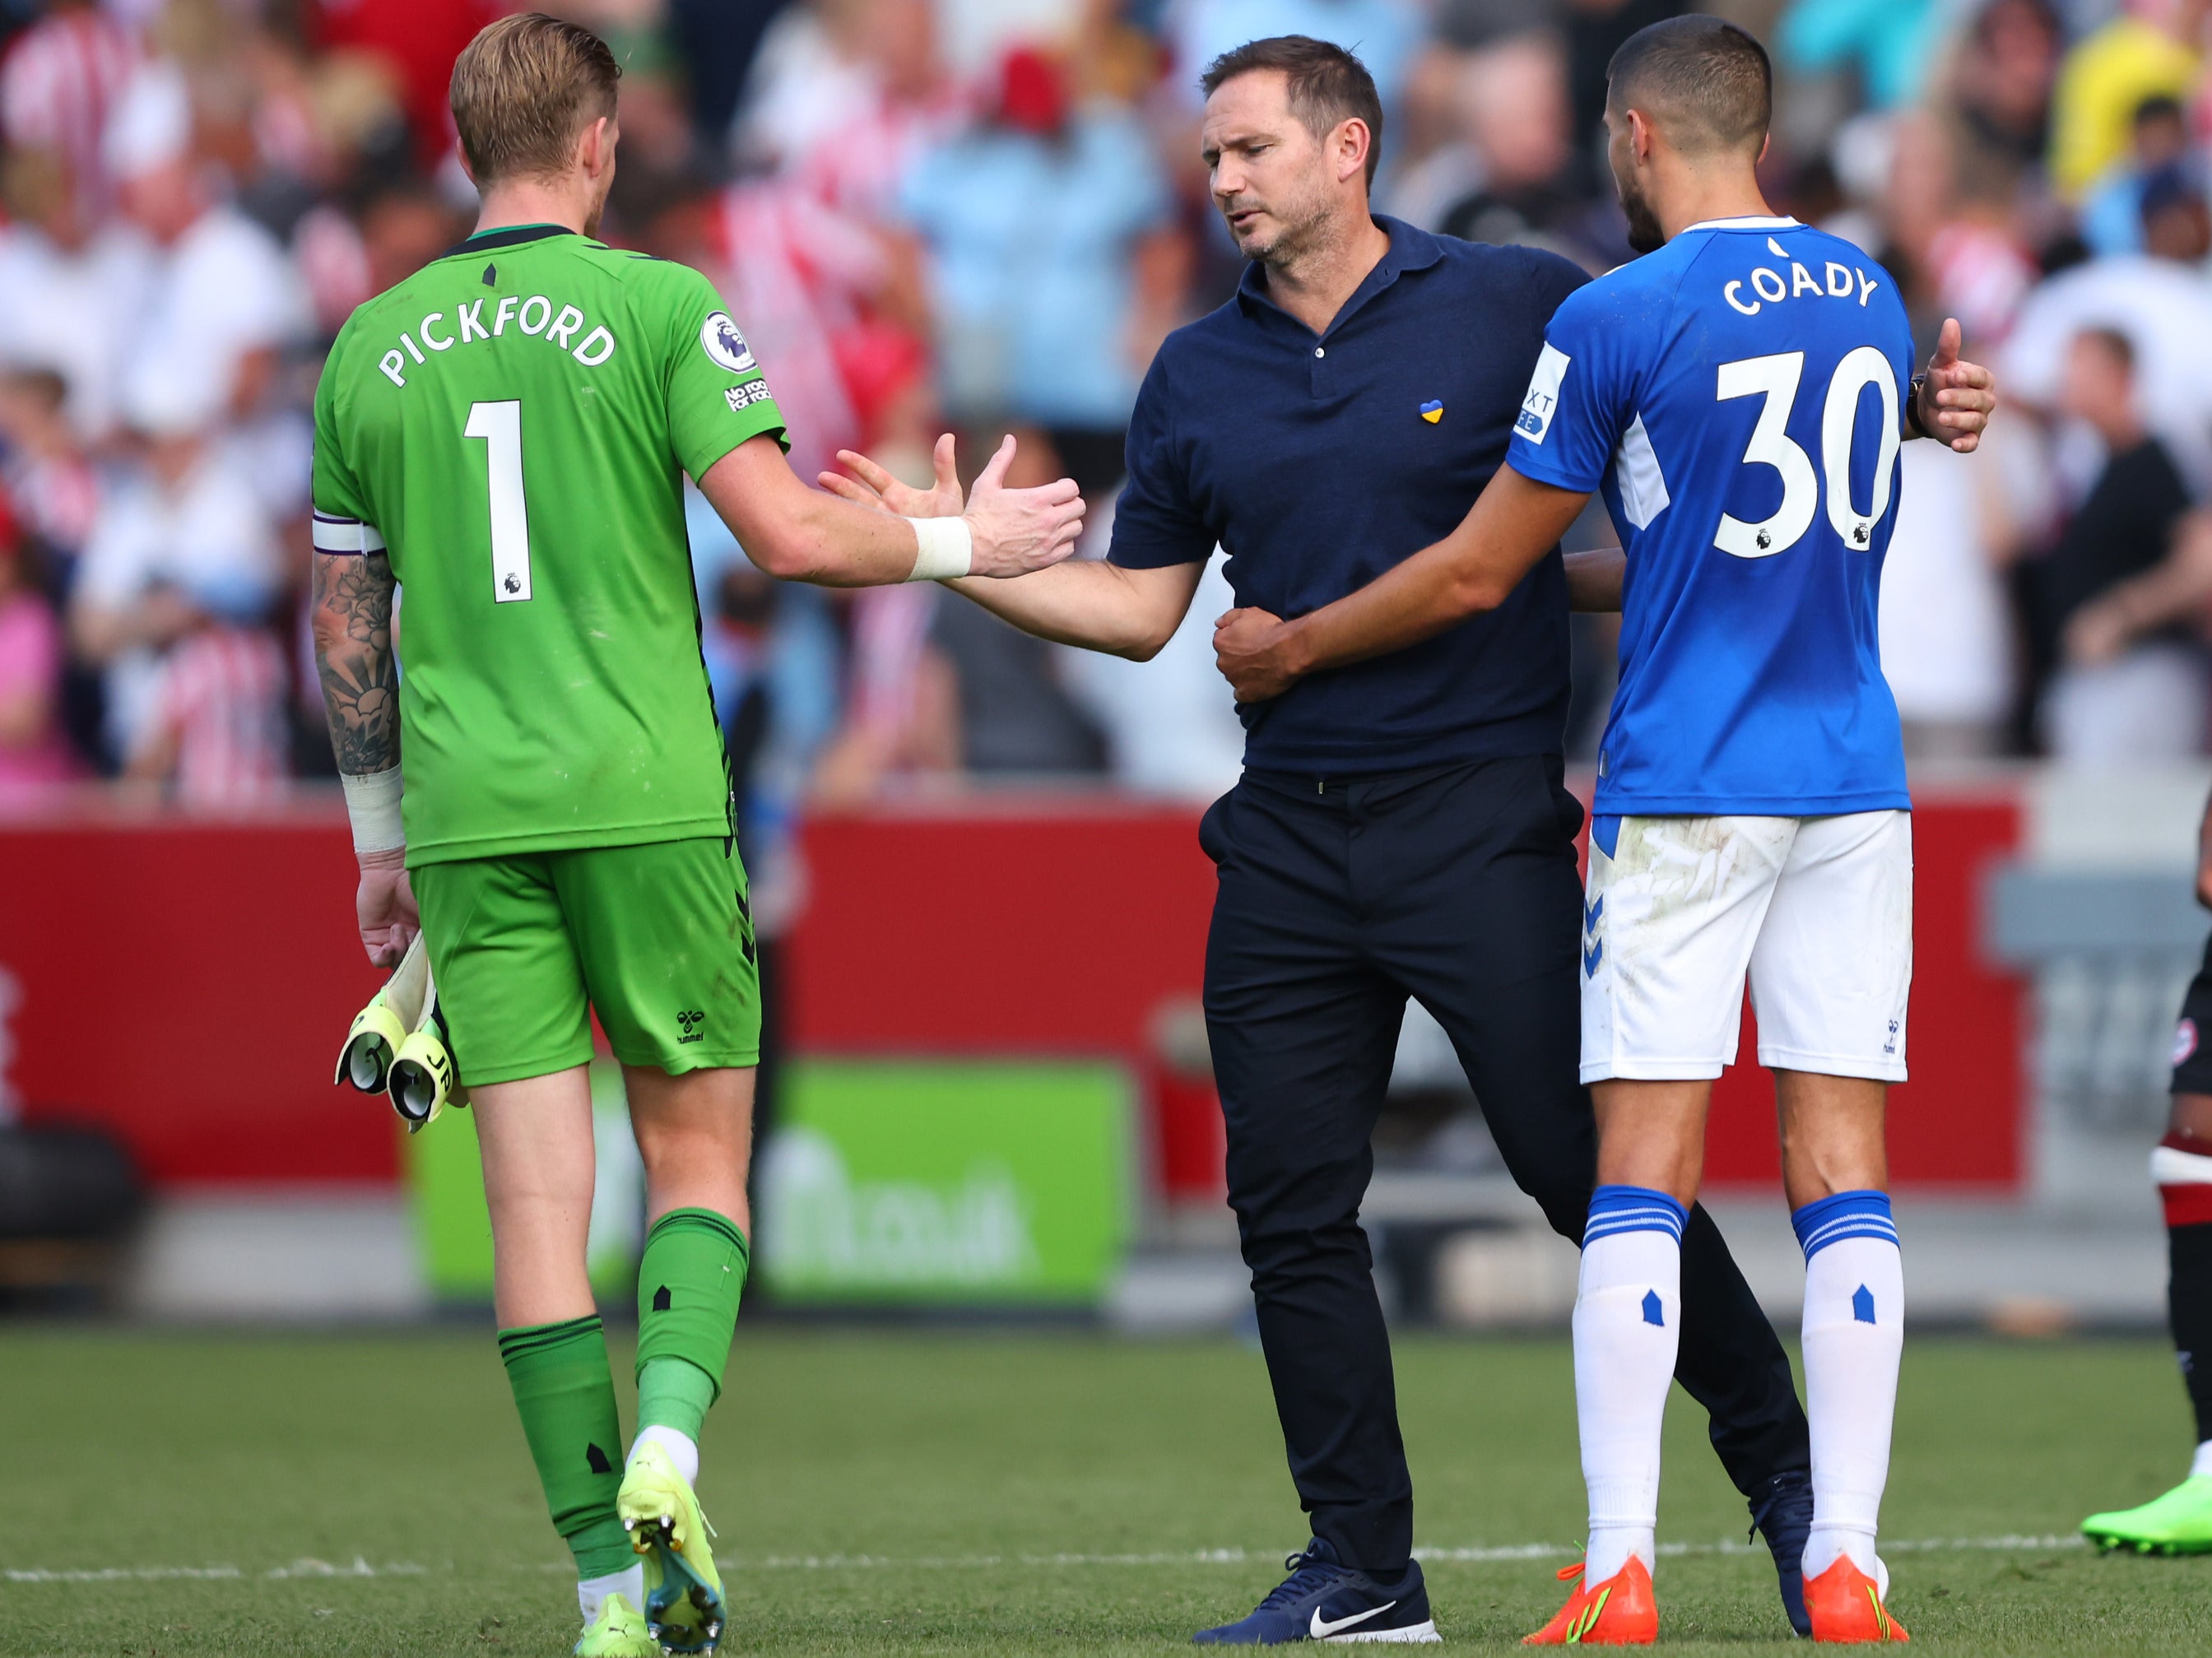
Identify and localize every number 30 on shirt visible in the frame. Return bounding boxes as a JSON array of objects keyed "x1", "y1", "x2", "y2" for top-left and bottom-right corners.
[{"x1": 1712, "y1": 348, "x2": 1898, "y2": 560}]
